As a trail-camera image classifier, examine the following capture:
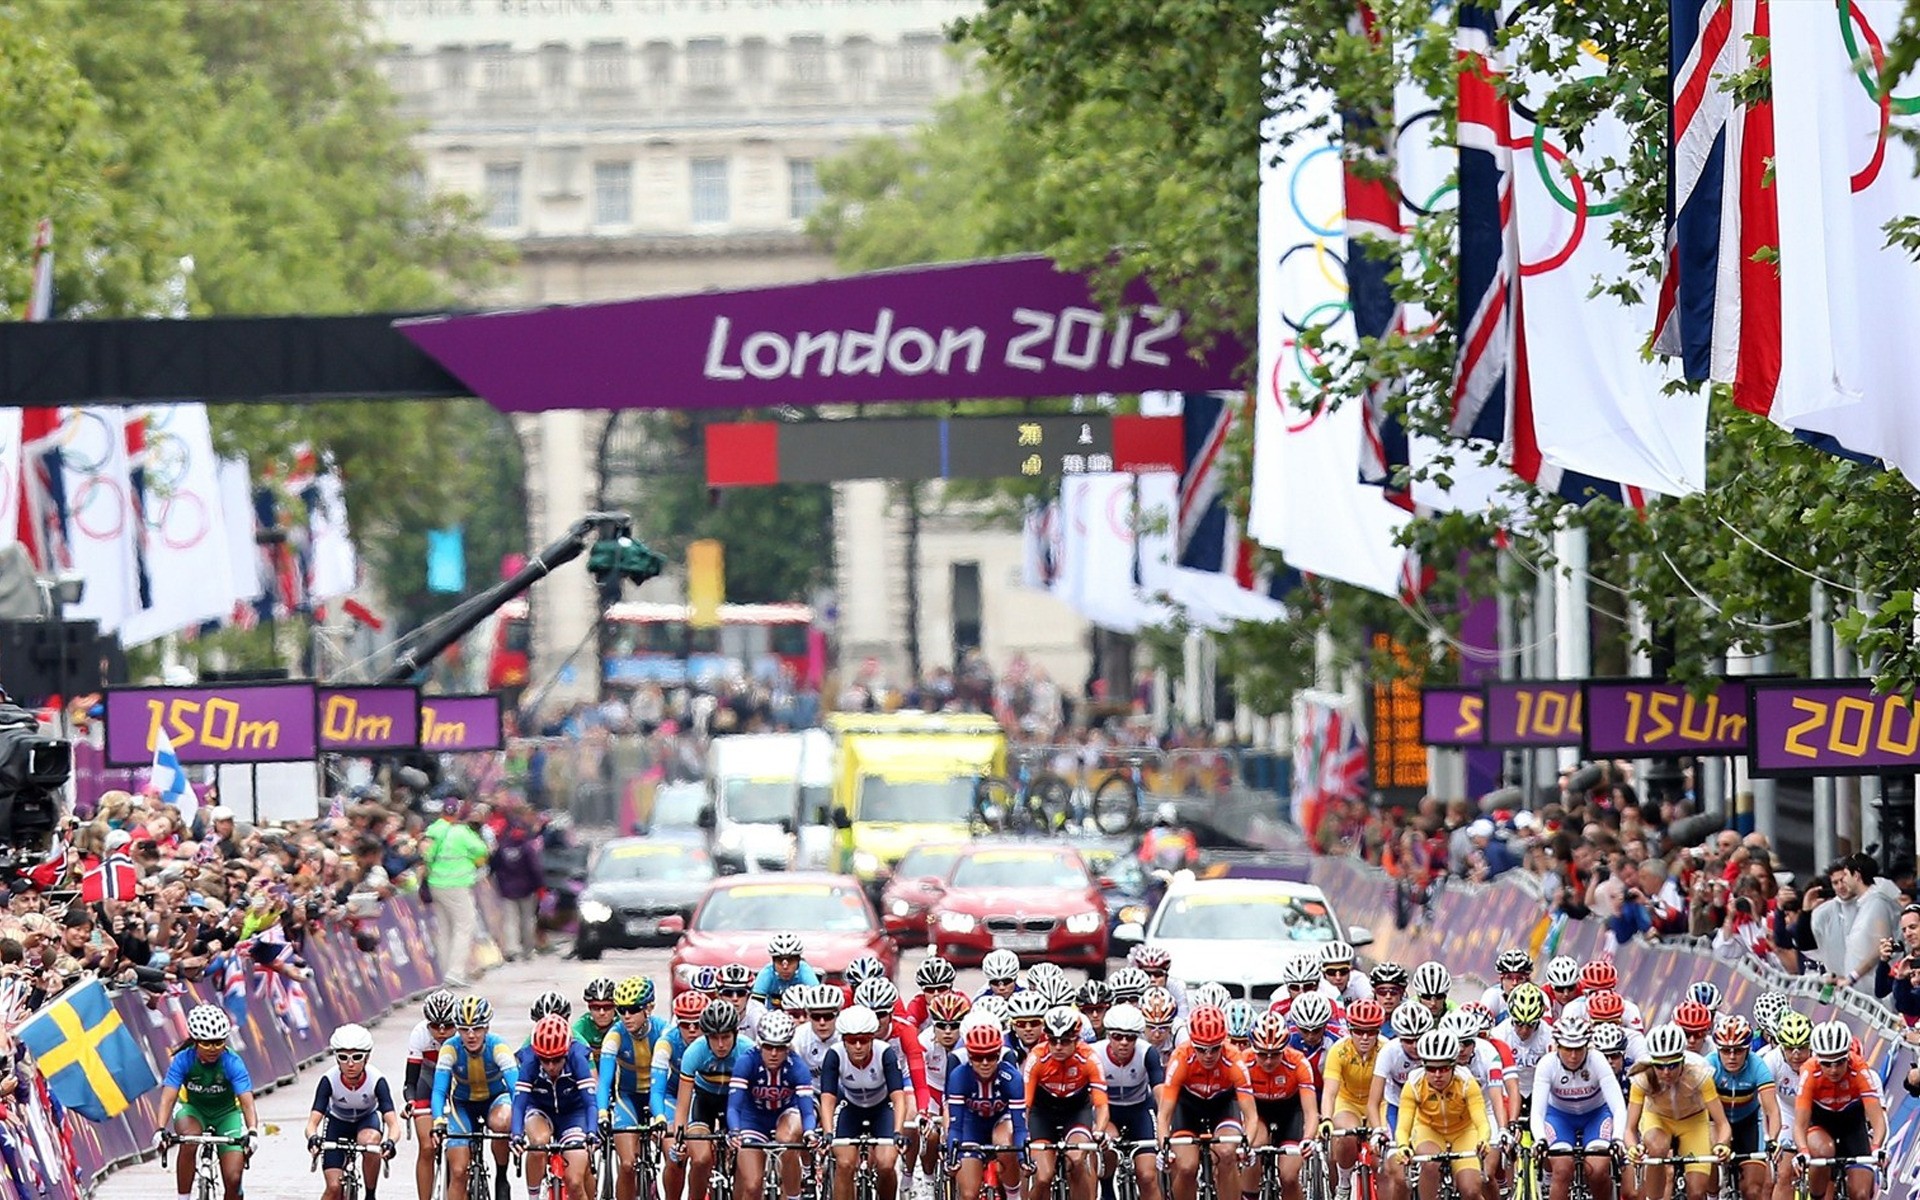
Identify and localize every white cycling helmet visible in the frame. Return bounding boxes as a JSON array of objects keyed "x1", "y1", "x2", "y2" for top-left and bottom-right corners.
[
  {"x1": 982, "y1": 950, "x2": 1021, "y2": 982},
  {"x1": 1289, "y1": 993, "x2": 1333, "y2": 1031},
  {"x1": 1751, "y1": 990, "x2": 1789, "y2": 1037},
  {"x1": 1284, "y1": 956, "x2": 1322, "y2": 986},
  {"x1": 1026, "y1": 961, "x2": 1065, "y2": 986},
  {"x1": 187, "y1": 1004, "x2": 232, "y2": 1043},
  {"x1": 1645, "y1": 1023, "x2": 1687, "y2": 1064},
  {"x1": 1438, "y1": 1011, "x2": 1479, "y2": 1041},
  {"x1": 757, "y1": 1011, "x2": 797, "y2": 1046},
  {"x1": 1417, "y1": 1029, "x2": 1460, "y2": 1066},
  {"x1": 837, "y1": 1006, "x2": 879, "y2": 1038},
  {"x1": 1810, "y1": 1021, "x2": 1852, "y2": 1061},
  {"x1": 768, "y1": 931, "x2": 805, "y2": 959},
  {"x1": 329, "y1": 1023, "x2": 375, "y2": 1054},
  {"x1": 1543, "y1": 956, "x2": 1580, "y2": 989},
  {"x1": 1191, "y1": 982, "x2": 1232, "y2": 1010},
  {"x1": 1006, "y1": 991, "x2": 1049, "y2": 1021},
  {"x1": 1393, "y1": 1002, "x2": 1433, "y2": 1038},
  {"x1": 1412, "y1": 961, "x2": 1451, "y2": 998},
  {"x1": 1104, "y1": 1004, "x2": 1146, "y2": 1036},
  {"x1": 855, "y1": 977, "x2": 899, "y2": 1013},
  {"x1": 974, "y1": 994, "x2": 1011, "y2": 1023},
  {"x1": 1590, "y1": 1024, "x2": 1626, "y2": 1055},
  {"x1": 1321, "y1": 940, "x2": 1356, "y2": 967},
  {"x1": 1042, "y1": 1006, "x2": 1081, "y2": 1041},
  {"x1": 1552, "y1": 1016, "x2": 1592, "y2": 1049}
]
